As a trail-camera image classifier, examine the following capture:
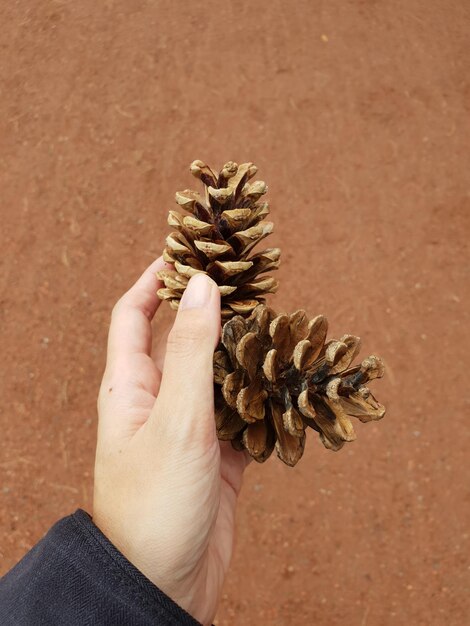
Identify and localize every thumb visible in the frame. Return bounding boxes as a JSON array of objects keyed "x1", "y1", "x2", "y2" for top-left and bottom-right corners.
[{"x1": 152, "y1": 273, "x2": 221, "y2": 443}]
